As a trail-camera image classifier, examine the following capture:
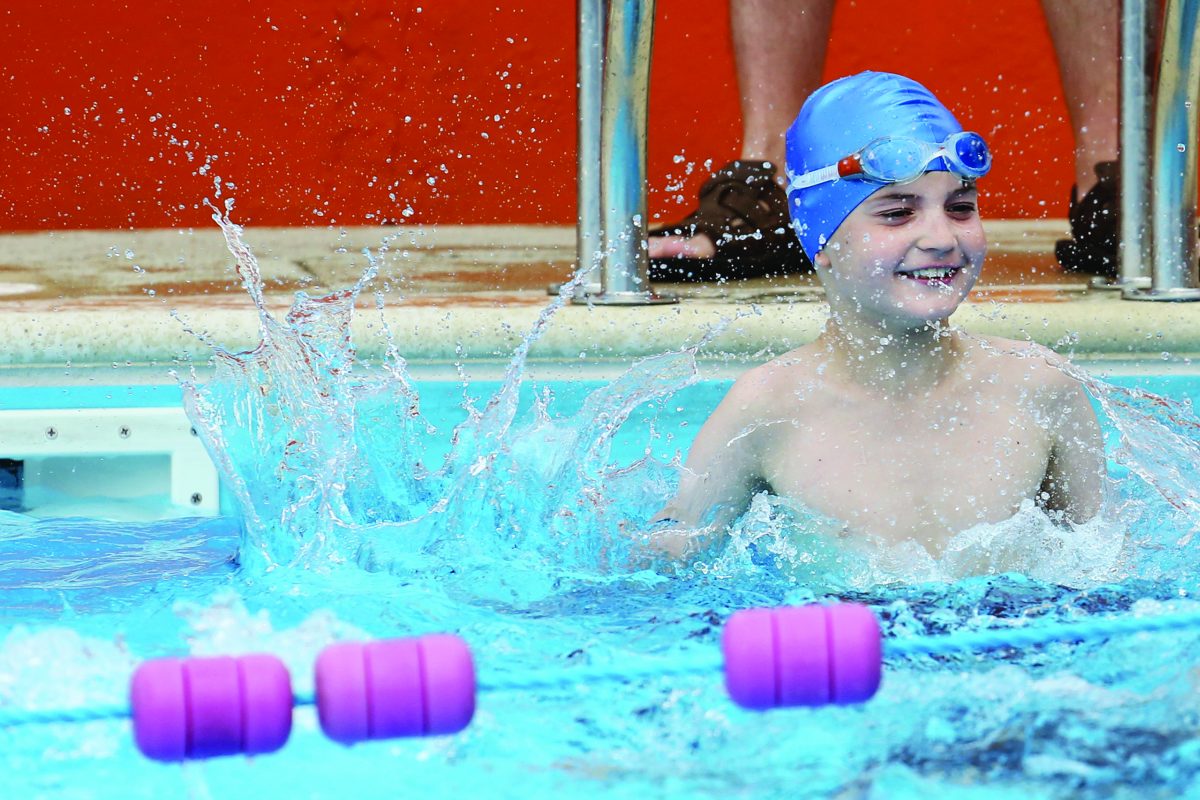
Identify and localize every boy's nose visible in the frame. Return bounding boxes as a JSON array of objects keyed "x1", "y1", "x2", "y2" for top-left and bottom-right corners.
[{"x1": 916, "y1": 211, "x2": 958, "y2": 254}]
